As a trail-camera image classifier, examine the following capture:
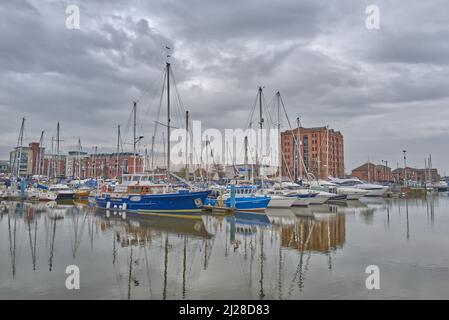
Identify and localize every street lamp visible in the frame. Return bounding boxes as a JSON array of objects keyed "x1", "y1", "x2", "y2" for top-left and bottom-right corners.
[{"x1": 403, "y1": 150, "x2": 407, "y2": 187}]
